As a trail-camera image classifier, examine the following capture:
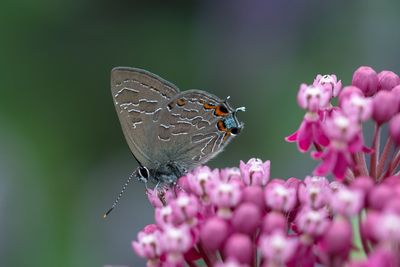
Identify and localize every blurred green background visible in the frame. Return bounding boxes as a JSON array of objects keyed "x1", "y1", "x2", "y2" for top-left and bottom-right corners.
[{"x1": 1, "y1": 0, "x2": 400, "y2": 266}]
